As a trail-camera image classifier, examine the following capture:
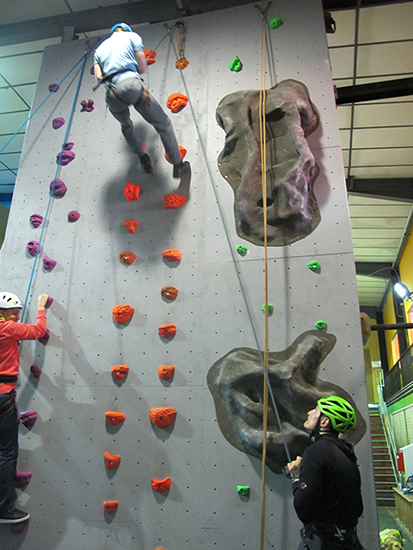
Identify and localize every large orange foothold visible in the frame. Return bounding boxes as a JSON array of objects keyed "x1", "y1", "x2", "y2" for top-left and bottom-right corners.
[
  {"x1": 161, "y1": 286, "x2": 179, "y2": 300},
  {"x1": 123, "y1": 220, "x2": 139, "y2": 233},
  {"x1": 105, "y1": 411, "x2": 126, "y2": 426},
  {"x1": 104, "y1": 451, "x2": 121, "y2": 470},
  {"x1": 151, "y1": 477, "x2": 171, "y2": 493},
  {"x1": 164, "y1": 194, "x2": 187, "y2": 210},
  {"x1": 162, "y1": 249, "x2": 182, "y2": 262},
  {"x1": 149, "y1": 407, "x2": 177, "y2": 428},
  {"x1": 112, "y1": 305, "x2": 134, "y2": 324},
  {"x1": 144, "y1": 50, "x2": 156, "y2": 64},
  {"x1": 119, "y1": 251, "x2": 136, "y2": 265},
  {"x1": 124, "y1": 182, "x2": 141, "y2": 202},
  {"x1": 103, "y1": 501, "x2": 119, "y2": 514},
  {"x1": 176, "y1": 57, "x2": 189, "y2": 69},
  {"x1": 158, "y1": 324, "x2": 177, "y2": 339},
  {"x1": 165, "y1": 145, "x2": 187, "y2": 164},
  {"x1": 111, "y1": 365, "x2": 129, "y2": 380},
  {"x1": 158, "y1": 365, "x2": 175, "y2": 380},
  {"x1": 166, "y1": 93, "x2": 188, "y2": 113}
]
